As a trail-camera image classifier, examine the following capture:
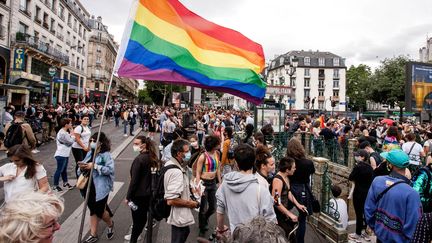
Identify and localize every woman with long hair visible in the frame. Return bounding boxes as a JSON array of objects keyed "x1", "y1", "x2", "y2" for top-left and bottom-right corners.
[
  {"x1": 53, "y1": 118, "x2": 75, "y2": 192},
  {"x1": 272, "y1": 157, "x2": 307, "y2": 241},
  {"x1": 286, "y1": 138, "x2": 315, "y2": 243},
  {"x1": 221, "y1": 126, "x2": 236, "y2": 177},
  {"x1": 78, "y1": 132, "x2": 115, "y2": 243},
  {"x1": 124, "y1": 136, "x2": 159, "y2": 243},
  {"x1": 0, "y1": 144, "x2": 49, "y2": 203},
  {"x1": 195, "y1": 135, "x2": 222, "y2": 236}
]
